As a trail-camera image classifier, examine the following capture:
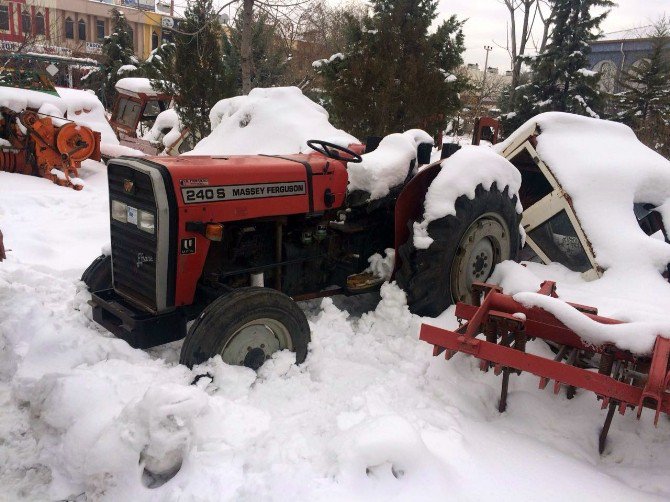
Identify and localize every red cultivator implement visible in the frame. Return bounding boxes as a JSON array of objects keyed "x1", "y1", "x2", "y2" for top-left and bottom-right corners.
[{"x1": 420, "y1": 281, "x2": 670, "y2": 453}]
